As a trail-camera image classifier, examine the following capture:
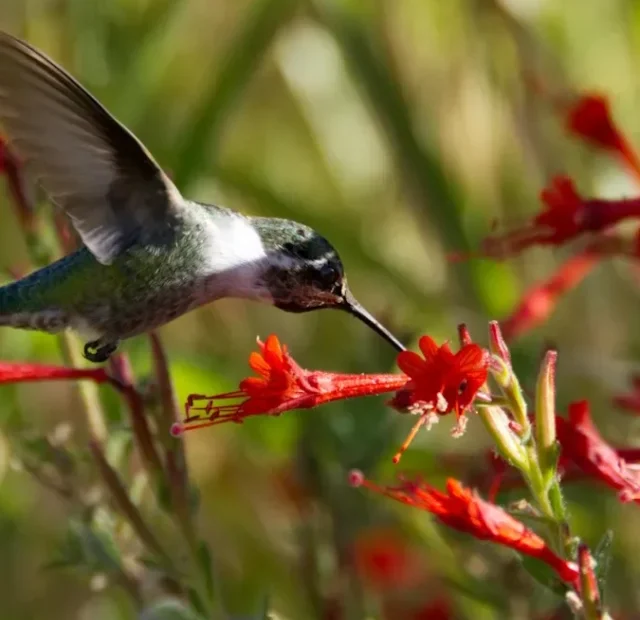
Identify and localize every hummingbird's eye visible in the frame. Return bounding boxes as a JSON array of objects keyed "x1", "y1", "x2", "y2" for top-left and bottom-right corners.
[{"x1": 317, "y1": 263, "x2": 340, "y2": 290}]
